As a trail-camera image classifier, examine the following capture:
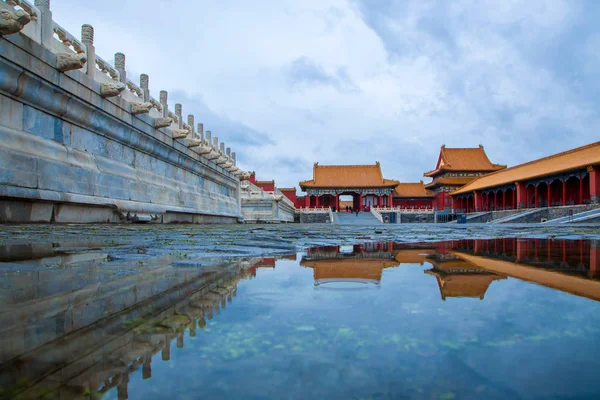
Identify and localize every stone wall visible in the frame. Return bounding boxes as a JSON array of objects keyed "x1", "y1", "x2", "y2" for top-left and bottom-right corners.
[
  {"x1": 299, "y1": 213, "x2": 330, "y2": 223},
  {"x1": 0, "y1": 2, "x2": 251, "y2": 223},
  {"x1": 241, "y1": 198, "x2": 295, "y2": 223},
  {"x1": 397, "y1": 213, "x2": 435, "y2": 223}
]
